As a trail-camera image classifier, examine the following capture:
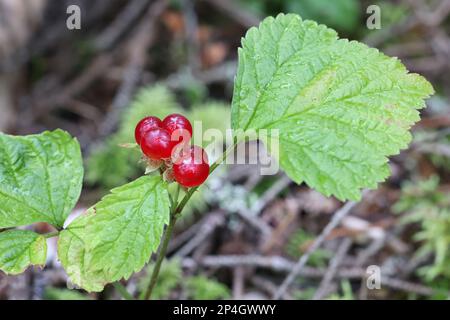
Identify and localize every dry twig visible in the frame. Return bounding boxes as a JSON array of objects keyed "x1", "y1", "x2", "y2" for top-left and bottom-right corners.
[
  {"x1": 273, "y1": 193, "x2": 367, "y2": 299},
  {"x1": 183, "y1": 254, "x2": 439, "y2": 297},
  {"x1": 313, "y1": 238, "x2": 352, "y2": 300}
]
